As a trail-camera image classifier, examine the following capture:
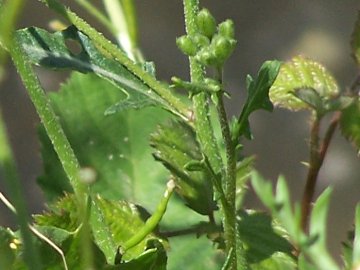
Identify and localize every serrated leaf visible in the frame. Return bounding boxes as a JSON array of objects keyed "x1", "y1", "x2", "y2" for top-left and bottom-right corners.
[
  {"x1": 150, "y1": 120, "x2": 216, "y2": 216},
  {"x1": 340, "y1": 99, "x2": 360, "y2": 152},
  {"x1": 270, "y1": 56, "x2": 339, "y2": 111},
  {"x1": 90, "y1": 195, "x2": 165, "y2": 262},
  {"x1": 351, "y1": 11, "x2": 360, "y2": 64},
  {"x1": 235, "y1": 60, "x2": 281, "y2": 140},
  {"x1": 14, "y1": 26, "x2": 165, "y2": 111},
  {"x1": 237, "y1": 210, "x2": 294, "y2": 266},
  {"x1": 38, "y1": 72, "x2": 169, "y2": 206}
]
